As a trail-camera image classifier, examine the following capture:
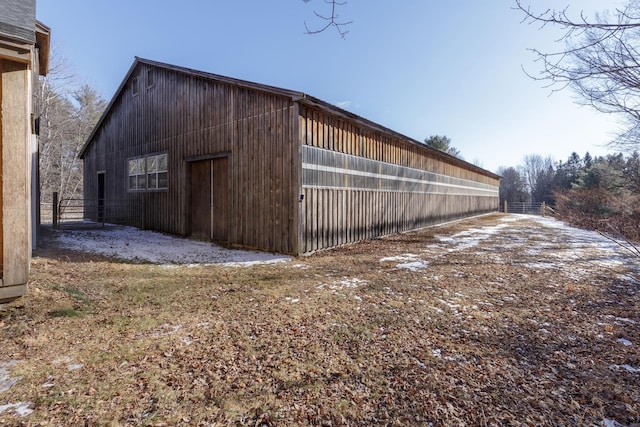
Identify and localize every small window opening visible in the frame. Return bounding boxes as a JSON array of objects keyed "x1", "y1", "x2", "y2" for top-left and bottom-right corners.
[
  {"x1": 132, "y1": 75, "x2": 139, "y2": 96},
  {"x1": 128, "y1": 158, "x2": 146, "y2": 190}
]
